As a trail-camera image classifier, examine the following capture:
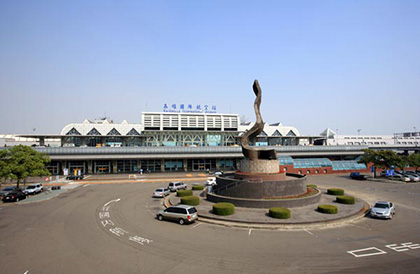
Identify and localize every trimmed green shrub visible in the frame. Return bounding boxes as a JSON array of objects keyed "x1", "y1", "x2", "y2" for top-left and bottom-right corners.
[
  {"x1": 269, "y1": 207, "x2": 291, "y2": 219},
  {"x1": 318, "y1": 204, "x2": 338, "y2": 214},
  {"x1": 327, "y1": 188, "x2": 344, "y2": 195},
  {"x1": 181, "y1": 196, "x2": 200, "y2": 206},
  {"x1": 192, "y1": 185, "x2": 205, "y2": 191},
  {"x1": 336, "y1": 195, "x2": 355, "y2": 204},
  {"x1": 177, "y1": 189, "x2": 193, "y2": 197},
  {"x1": 307, "y1": 184, "x2": 318, "y2": 188},
  {"x1": 213, "y1": 202, "x2": 235, "y2": 216}
]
